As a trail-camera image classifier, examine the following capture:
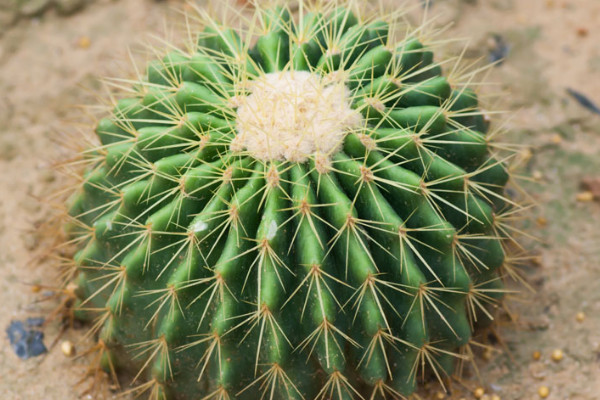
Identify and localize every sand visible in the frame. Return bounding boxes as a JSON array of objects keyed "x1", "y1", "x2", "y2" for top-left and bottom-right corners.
[{"x1": 0, "y1": 0, "x2": 599, "y2": 399}]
